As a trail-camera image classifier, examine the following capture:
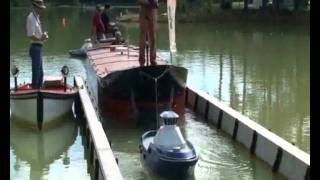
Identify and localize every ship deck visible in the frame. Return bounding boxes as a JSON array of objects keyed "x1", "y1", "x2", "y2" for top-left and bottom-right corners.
[{"x1": 86, "y1": 45, "x2": 167, "y2": 78}]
